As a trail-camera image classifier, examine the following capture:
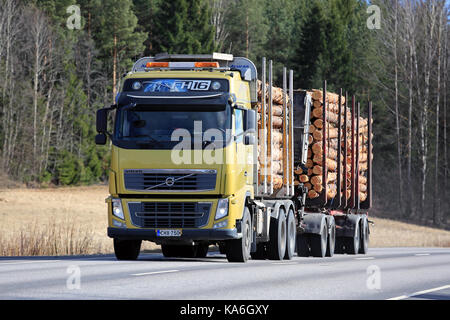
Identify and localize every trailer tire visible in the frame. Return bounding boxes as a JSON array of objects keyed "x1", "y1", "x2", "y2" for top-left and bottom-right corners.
[
  {"x1": 359, "y1": 217, "x2": 369, "y2": 254},
  {"x1": 113, "y1": 239, "x2": 141, "y2": 260},
  {"x1": 267, "y1": 208, "x2": 287, "y2": 260},
  {"x1": 284, "y1": 208, "x2": 296, "y2": 260},
  {"x1": 326, "y1": 217, "x2": 336, "y2": 257},
  {"x1": 225, "y1": 207, "x2": 252, "y2": 263},
  {"x1": 310, "y1": 224, "x2": 328, "y2": 258},
  {"x1": 344, "y1": 222, "x2": 360, "y2": 254},
  {"x1": 296, "y1": 234, "x2": 310, "y2": 257}
]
